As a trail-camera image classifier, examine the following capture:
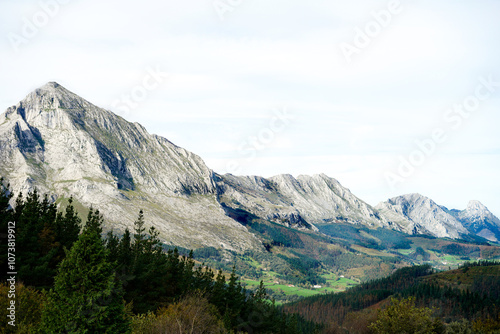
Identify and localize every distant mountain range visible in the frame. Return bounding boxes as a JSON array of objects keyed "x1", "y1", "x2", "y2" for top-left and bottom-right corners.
[
  {"x1": 1, "y1": 82, "x2": 499, "y2": 250},
  {"x1": 448, "y1": 200, "x2": 500, "y2": 242}
]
